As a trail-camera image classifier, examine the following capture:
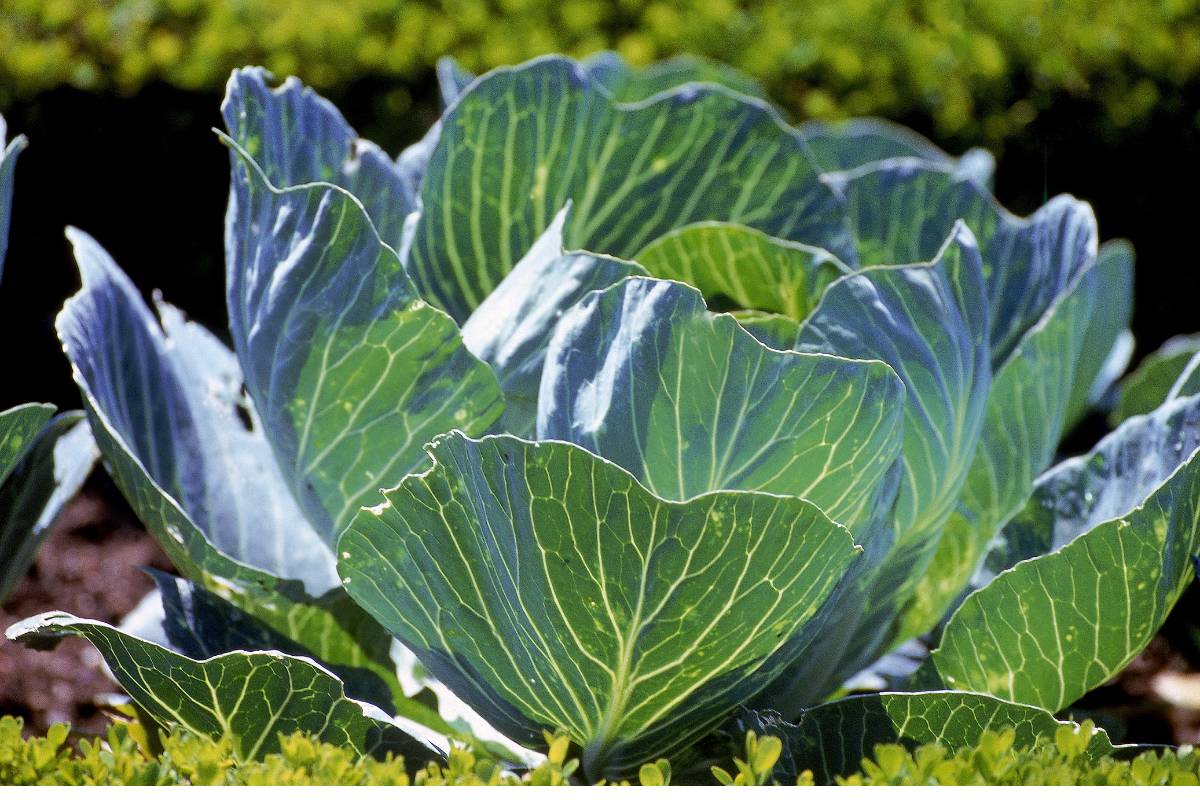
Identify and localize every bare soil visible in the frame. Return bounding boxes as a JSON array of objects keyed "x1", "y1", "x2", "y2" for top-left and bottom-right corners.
[{"x1": 0, "y1": 475, "x2": 171, "y2": 736}]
